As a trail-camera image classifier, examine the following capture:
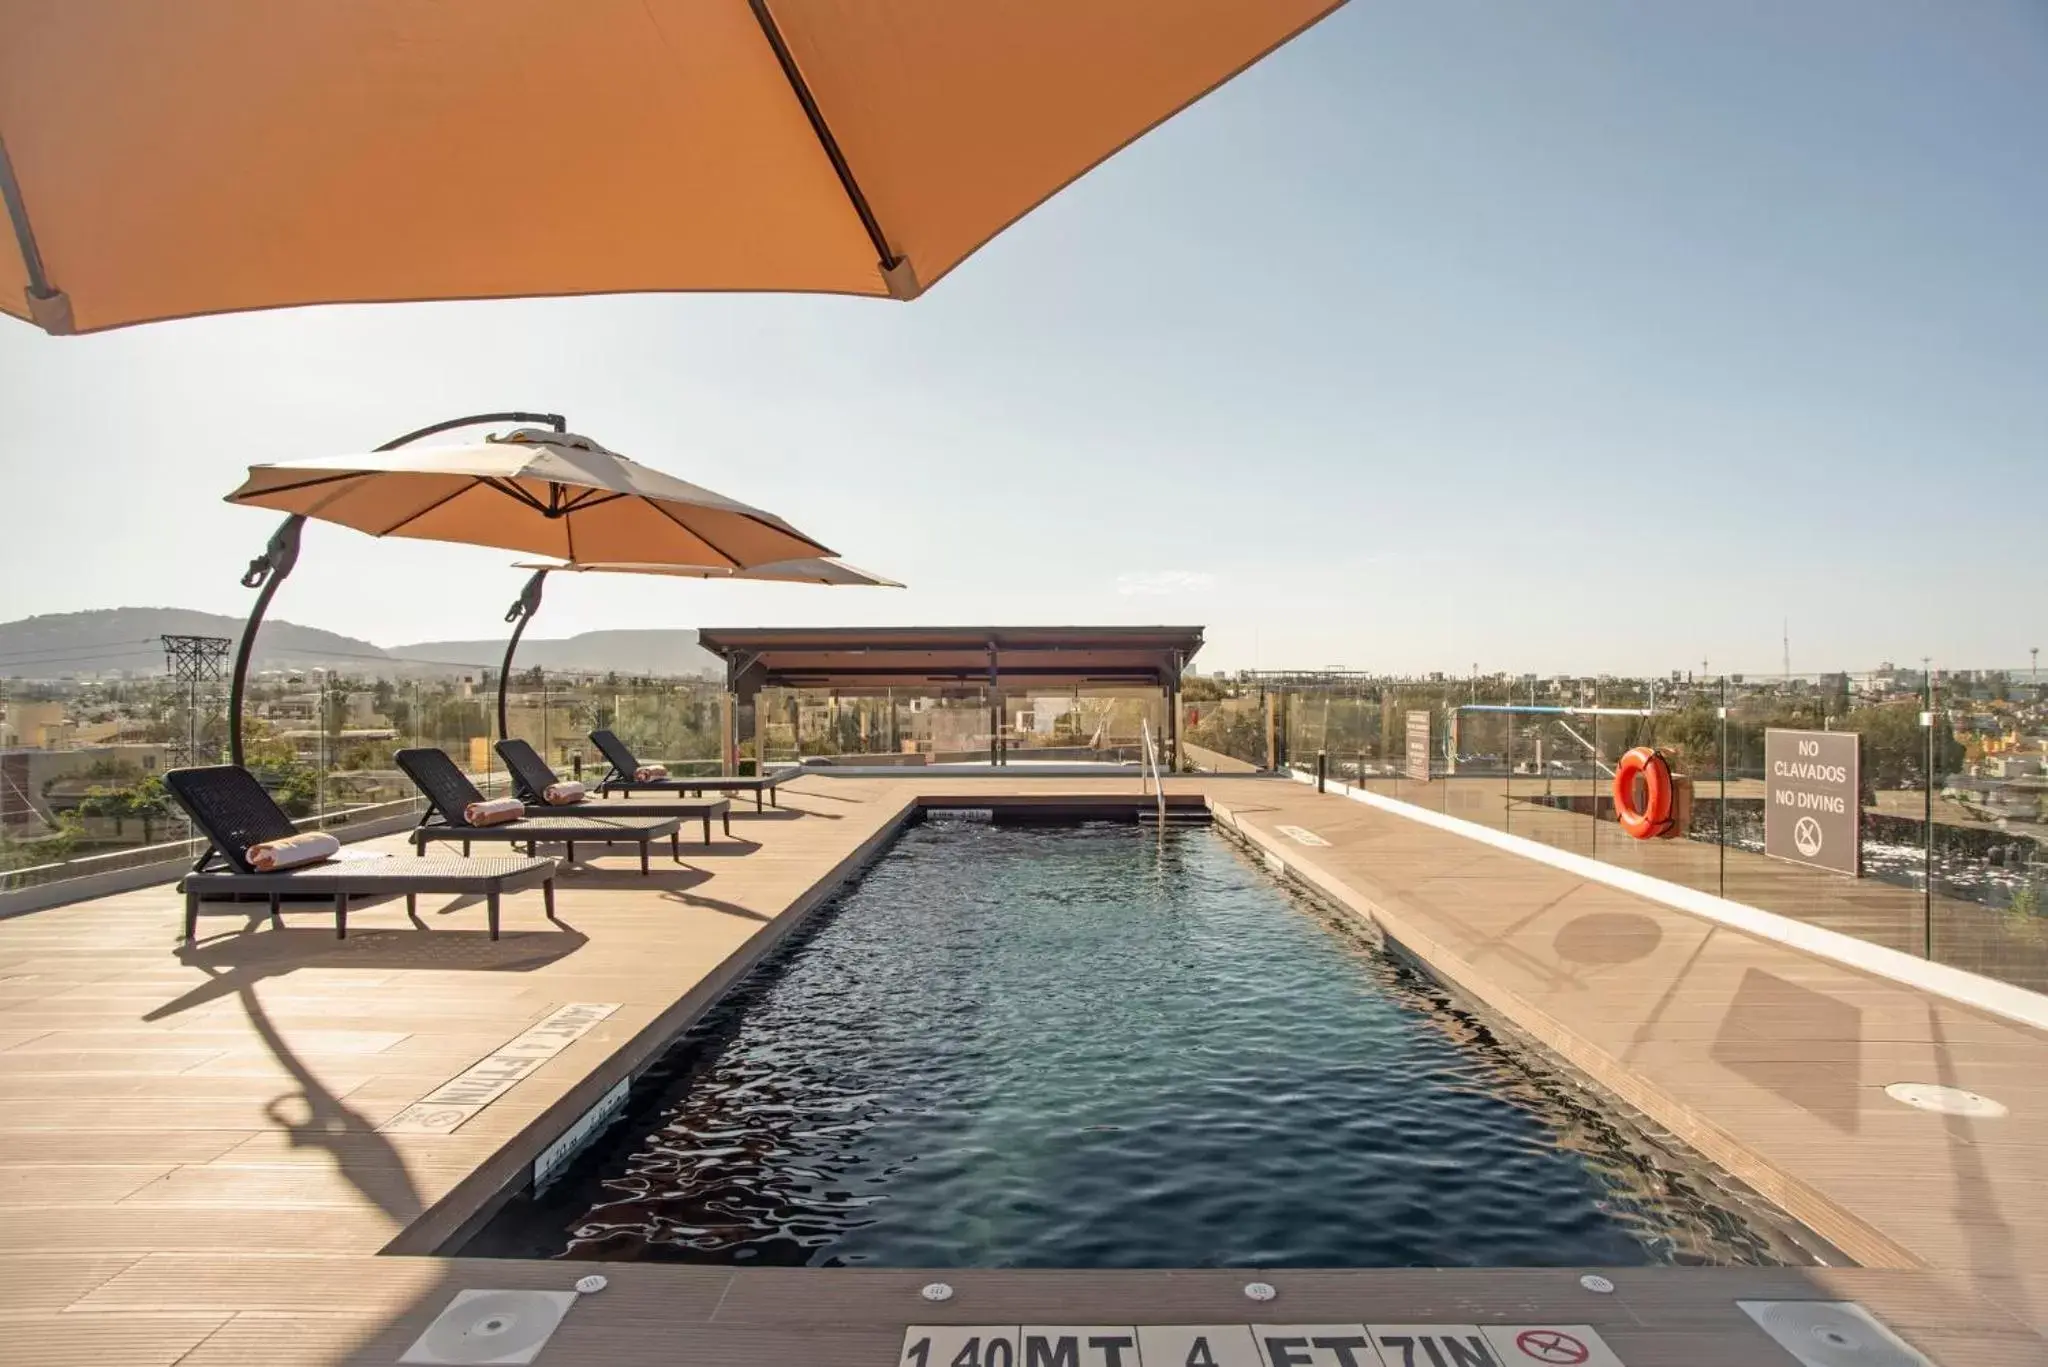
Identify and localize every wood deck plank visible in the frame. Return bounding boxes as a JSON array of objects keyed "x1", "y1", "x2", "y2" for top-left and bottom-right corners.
[
  {"x1": 0, "y1": 1253, "x2": 143, "y2": 1316},
  {"x1": 0, "y1": 1314, "x2": 229, "y2": 1366}
]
